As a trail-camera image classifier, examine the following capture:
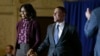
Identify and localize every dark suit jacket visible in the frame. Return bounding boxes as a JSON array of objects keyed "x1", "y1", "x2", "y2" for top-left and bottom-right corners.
[
  {"x1": 37, "y1": 23, "x2": 81, "y2": 56},
  {"x1": 16, "y1": 19, "x2": 41, "y2": 51}
]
